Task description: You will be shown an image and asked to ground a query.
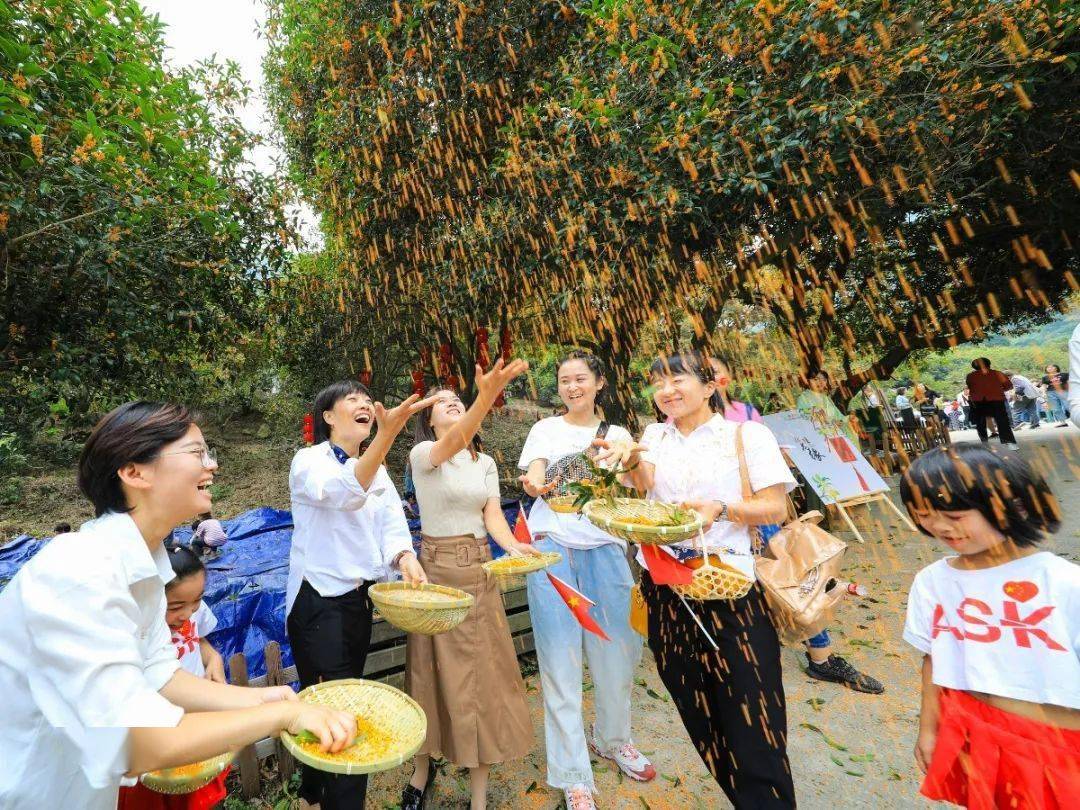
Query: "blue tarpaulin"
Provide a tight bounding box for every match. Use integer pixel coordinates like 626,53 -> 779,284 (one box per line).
0,498 -> 526,681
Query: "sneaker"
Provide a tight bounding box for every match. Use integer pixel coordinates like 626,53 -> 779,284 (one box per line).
1006,442 -> 1021,450
563,784 -> 596,810
588,727 -> 657,782
806,654 -> 885,694
1057,421 -> 1070,428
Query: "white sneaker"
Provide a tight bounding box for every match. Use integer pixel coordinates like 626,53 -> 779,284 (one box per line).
563,783 -> 596,810
588,726 -> 657,782
1006,442 -> 1021,450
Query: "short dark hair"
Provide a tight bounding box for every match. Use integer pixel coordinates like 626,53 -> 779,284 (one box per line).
556,349 -> 607,411
166,544 -> 205,585
77,401 -> 196,517
412,387 -> 481,460
1046,363 -> 1060,373
971,357 -> 992,370
900,443 -> 1061,547
313,380 -> 372,444
649,351 -> 724,413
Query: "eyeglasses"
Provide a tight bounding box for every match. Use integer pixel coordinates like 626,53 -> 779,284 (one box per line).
162,446 -> 218,468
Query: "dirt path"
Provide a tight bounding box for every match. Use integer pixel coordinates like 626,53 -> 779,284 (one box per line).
360,425 -> 1080,809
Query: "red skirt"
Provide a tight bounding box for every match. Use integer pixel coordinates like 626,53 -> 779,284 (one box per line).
922,689 -> 1080,809
118,766 -> 230,810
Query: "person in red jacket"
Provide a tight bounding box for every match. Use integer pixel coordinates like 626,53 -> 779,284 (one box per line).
964,358 -> 1017,449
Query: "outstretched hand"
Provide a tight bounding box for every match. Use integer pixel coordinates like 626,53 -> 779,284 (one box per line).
592,438 -> 646,469
374,392 -> 441,435
518,473 -> 560,498
475,357 -> 529,401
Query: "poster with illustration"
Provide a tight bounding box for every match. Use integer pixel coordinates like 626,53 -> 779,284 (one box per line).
762,410 -> 888,503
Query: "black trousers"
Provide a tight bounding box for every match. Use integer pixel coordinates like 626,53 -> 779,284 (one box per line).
641,573 -> 796,808
287,579 -> 375,810
970,400 -> 1016,445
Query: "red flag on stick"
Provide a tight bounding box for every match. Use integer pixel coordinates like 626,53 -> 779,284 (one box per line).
545,572 -> 611,641
641,544 -> 694,585
513,507 -> 532,545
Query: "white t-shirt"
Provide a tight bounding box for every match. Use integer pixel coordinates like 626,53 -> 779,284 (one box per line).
172,602 -> 219,678
639,415 -> 795,580
517,416 -> 633,549
904,552 -> 1080,710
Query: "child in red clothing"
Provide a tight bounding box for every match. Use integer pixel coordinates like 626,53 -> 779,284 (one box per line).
901,444 -> 1080,809
119,548 -> 229,810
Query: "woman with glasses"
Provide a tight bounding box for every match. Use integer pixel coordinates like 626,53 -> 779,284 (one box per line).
287,380 -> 436,810
0,401 -> 357,810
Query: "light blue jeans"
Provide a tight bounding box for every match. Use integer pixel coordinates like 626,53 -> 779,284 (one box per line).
527,536 -> 642,790
1047,390 -> 1069,422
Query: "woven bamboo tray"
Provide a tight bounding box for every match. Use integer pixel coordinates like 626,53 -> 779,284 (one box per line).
140,752 -> 234,795
672,556 -> 754,601
482,551 -> 561,591
280,679 -> 426,776
582,499 -> 704,545
369,582 -> 474,635
546,495 -> 581,514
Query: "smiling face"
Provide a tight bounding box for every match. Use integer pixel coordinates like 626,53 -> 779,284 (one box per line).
808,372 -> 829,393
911,507 -> 1007,556
126,424 -> 217,522
428,390 -> 465,433
165,570 -> 207,631
557,358 -> 603,415
323,389 -> 374,447
651,368 -> 715,421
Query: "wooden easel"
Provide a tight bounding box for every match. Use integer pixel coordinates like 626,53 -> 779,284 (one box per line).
828,490 -> 916,543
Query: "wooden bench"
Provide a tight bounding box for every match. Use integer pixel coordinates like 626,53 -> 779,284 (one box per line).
227,585 -> 534,798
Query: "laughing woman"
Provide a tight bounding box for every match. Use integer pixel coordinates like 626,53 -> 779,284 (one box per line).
402,359 -> 536,810
518,350 -> 656,810
599,351 -> 797,809
0,402 -> 355,810
287,381 -> 436,810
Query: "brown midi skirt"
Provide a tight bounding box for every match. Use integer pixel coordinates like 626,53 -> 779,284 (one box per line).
404,534 -> 534,768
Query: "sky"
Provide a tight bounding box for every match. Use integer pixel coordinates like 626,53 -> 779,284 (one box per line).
139,0 -> 320,239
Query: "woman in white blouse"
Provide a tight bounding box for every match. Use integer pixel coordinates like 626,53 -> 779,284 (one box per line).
286,380 -> 435,810
402,359 -> 537,810
0,401 -> 355,810
599,351 -> 797,808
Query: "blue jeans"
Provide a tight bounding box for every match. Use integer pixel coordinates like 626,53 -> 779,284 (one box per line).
759,524 -> 831,648
1015,397 -> 1040,427
1047,390 -> 1069,422
527,536 -> 642,790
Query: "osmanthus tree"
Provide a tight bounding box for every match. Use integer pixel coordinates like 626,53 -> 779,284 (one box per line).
265,0 -> 1078,424
0,0 -> 296,438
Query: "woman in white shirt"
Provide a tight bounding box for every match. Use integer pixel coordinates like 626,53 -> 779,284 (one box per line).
518,351 -> 656,810
402,359 -> 536,810
0,401 -> 355,810
600,351 -> 797,808
287,380 -> 435,810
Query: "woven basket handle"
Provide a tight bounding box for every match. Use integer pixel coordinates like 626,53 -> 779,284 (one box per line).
734,422 -> 764,556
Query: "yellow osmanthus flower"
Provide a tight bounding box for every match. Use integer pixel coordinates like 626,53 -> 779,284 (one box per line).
29,134 -> 44,161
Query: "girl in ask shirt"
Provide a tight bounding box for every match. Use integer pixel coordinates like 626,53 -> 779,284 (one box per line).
901,443 -> 1080,809
518,350 -> 656,810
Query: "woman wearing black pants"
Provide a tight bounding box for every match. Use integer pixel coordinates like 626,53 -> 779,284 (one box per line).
598,351 -> 797,808
286,380 -> 435,809
965,358 -> 1017,449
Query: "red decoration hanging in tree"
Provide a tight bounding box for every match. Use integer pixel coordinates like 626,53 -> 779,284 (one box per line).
302,413 -> 315,445
438,343 -> 454,388
411,368 -> 426,396
475,326 -> 490,367
499,327 -> 512,361
358,369 -> 372,386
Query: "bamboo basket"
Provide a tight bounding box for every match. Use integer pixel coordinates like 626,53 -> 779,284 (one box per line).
482,551 -> 561,591
140,752 -> 234,795
545,494 -> 581,514
280,679 -> 426,776
672,555 -> 754,601
369,582 -> 474,635
582,498 -> 704,545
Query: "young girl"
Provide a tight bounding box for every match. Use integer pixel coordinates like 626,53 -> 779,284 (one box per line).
901,443 -> 1079,808
402,359 -> 536,810
287,381 -> 435,810
118,547 -> 230,810
518,350 -> 656,810
0,401 -> 355,810
599,351 -> 797,808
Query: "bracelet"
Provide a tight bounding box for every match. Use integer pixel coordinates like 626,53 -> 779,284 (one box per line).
392,550 -> 415,568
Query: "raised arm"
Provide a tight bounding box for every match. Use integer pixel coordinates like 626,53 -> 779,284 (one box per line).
427,359 -> 528,468
353,392 -> 441,489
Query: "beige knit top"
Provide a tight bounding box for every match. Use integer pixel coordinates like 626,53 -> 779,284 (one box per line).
409,441 -> 500,539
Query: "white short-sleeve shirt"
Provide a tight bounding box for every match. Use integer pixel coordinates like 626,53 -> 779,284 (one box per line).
904,552 -> 1080,709
639,414 -> 795,579
517,416 -> 634,550
0,512 -> 184,810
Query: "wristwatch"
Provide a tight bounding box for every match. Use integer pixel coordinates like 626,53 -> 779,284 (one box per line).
715,503 -> 730,523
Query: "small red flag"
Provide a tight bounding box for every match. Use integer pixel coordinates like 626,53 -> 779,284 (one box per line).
545,572 -> 610,641
641,544 -> 694,586
513,507 -> 532,545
